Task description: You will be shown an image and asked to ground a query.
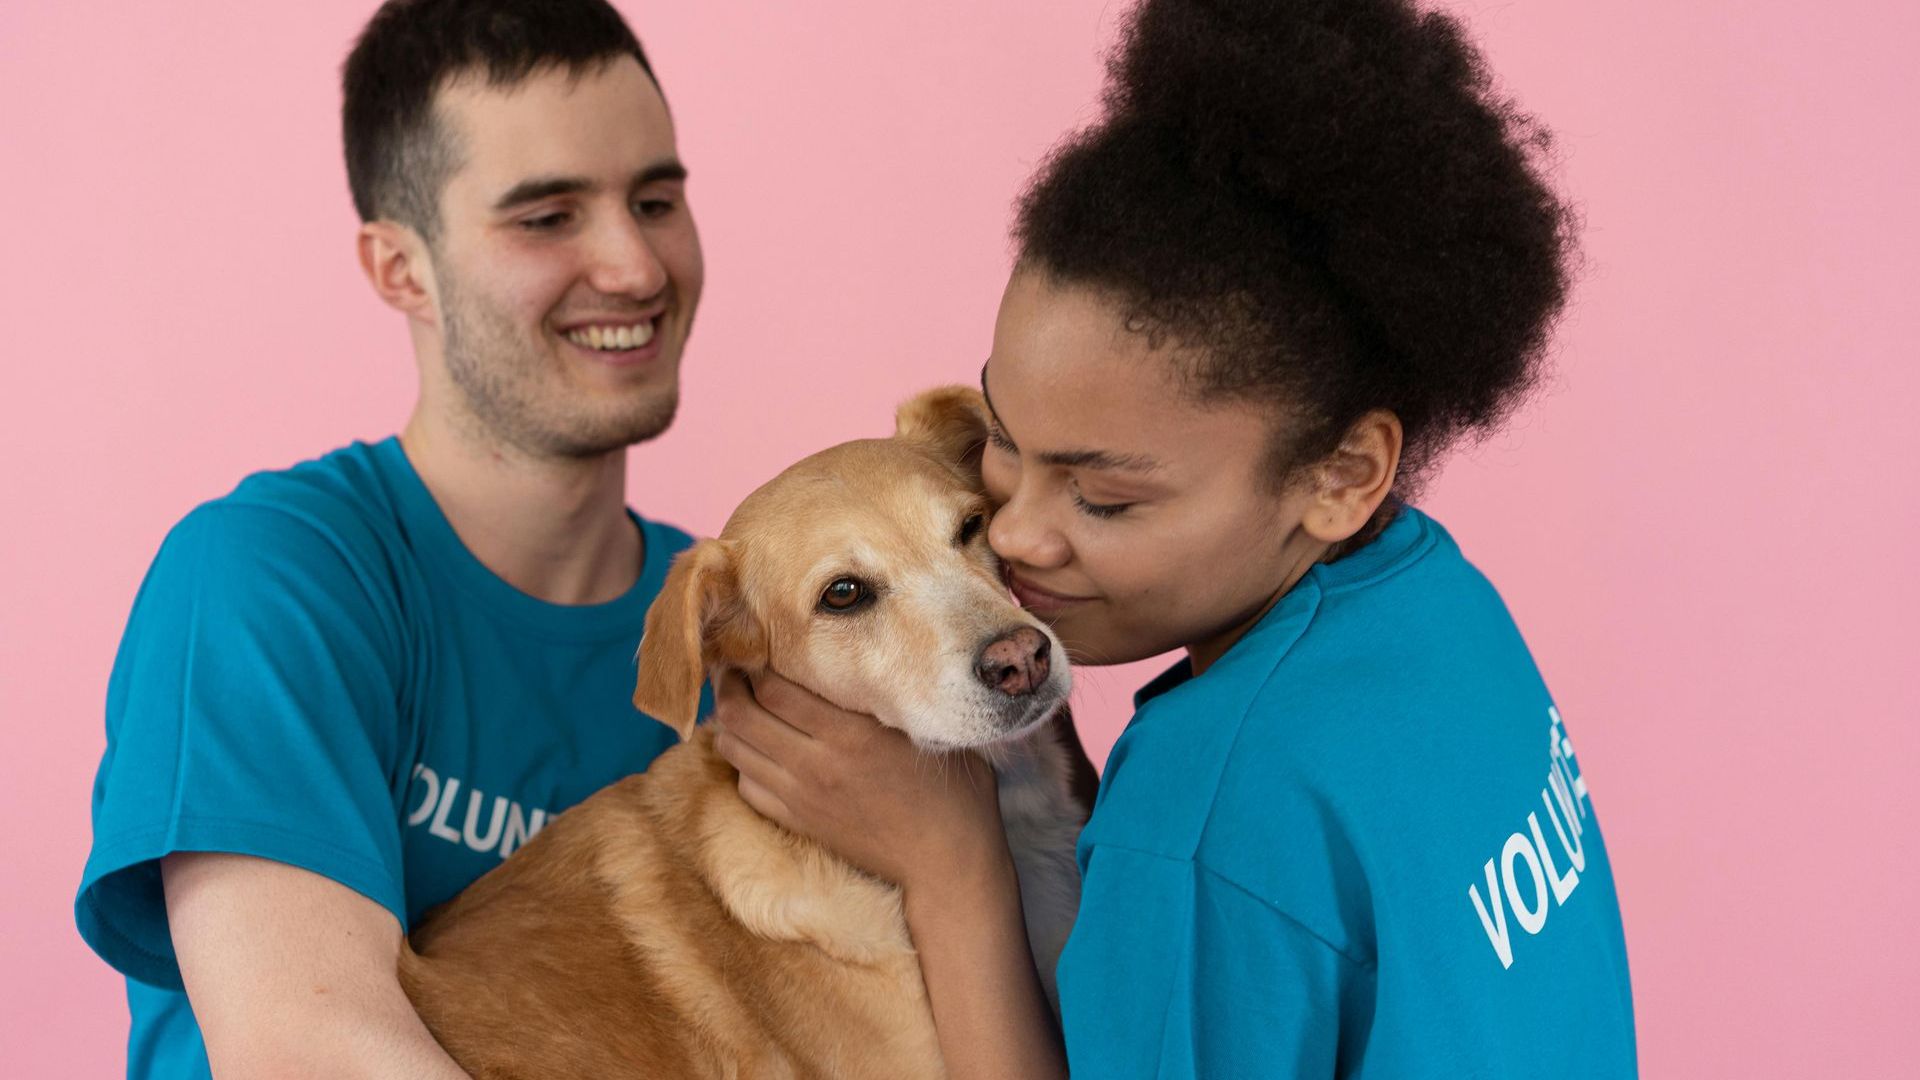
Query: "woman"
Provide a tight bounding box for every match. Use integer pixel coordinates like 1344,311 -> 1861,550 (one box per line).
711,0 -> 1636,1075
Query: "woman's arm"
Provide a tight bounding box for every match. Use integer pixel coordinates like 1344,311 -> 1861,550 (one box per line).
901,835 -> 1067,1080
712,672 -> 1068,1080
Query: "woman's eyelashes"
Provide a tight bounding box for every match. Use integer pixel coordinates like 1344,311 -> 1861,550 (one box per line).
1071,485 -> 1132,519
990,421 -> 1134,519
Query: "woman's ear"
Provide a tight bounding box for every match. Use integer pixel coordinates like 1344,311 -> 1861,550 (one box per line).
895,386 -> 991,485
1302,409 -> 1405,544
634,540 -> 755,740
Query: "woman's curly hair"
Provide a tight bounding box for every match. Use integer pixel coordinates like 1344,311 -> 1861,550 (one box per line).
1015,0 -> 1574,520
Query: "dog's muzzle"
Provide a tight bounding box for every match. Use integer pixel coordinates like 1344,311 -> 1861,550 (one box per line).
974,627 -> 1052,697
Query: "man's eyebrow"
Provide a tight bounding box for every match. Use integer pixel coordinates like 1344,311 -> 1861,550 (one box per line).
636,160 -> 689,186
492,176 -> 591,212
979,362 -> 1162,473
491,160 -> 689,213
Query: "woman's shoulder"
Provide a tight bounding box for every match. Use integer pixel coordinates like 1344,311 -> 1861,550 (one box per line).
1276,507 -> 1550,735
1081,507 -> 1567,937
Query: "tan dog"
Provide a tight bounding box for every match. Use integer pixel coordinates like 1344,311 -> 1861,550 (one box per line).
399,387 -> 1086,1079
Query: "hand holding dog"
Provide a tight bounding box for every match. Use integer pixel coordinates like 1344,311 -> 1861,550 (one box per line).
712,669 -> 1071,1080
711,669 -> 1015,901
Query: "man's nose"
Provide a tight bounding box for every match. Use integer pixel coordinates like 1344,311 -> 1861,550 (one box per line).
588,219 -> 669,299
974,627 -> 1052,696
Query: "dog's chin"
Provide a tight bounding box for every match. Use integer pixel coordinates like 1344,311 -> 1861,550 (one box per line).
900,688 -> 1067,753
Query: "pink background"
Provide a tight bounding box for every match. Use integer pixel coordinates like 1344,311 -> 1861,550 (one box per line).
3,0 -> 1914,1074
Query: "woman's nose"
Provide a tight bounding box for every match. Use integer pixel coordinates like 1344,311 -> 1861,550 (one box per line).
988,493 -> 1070,570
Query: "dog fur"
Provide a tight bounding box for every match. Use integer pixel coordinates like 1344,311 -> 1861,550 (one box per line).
398,387 -> 1086,1079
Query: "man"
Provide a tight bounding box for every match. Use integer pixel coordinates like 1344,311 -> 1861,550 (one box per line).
74,1 -> 702,1075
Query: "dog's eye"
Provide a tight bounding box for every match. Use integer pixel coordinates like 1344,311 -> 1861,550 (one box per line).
956,512 -> 986,546
819,577 -> 872,612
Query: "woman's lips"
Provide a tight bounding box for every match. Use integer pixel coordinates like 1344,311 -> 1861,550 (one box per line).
1005,567 -> 1094,614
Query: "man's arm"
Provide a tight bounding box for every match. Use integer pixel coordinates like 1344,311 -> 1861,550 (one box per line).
163,853 -> 469,1080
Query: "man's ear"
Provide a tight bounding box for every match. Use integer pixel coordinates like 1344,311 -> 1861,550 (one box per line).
356,220 -> 438,325
895,386 -> 991,485
634,540 -> 754,740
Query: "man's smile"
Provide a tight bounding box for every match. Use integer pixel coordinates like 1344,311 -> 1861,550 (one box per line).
562,318 -> 656,351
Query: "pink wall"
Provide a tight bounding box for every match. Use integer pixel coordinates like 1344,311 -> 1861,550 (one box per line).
2,0 -> 1913,1073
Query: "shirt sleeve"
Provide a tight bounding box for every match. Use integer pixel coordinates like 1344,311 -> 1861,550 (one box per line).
75,503 -> 410,990
1057,845 -> 1374,1079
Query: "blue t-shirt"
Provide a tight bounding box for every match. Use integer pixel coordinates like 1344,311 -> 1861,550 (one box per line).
75,438 -> 698,1079
1056,506 -> 1636,1078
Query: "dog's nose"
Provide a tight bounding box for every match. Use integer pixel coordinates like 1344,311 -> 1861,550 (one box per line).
975,627 -> 1051,696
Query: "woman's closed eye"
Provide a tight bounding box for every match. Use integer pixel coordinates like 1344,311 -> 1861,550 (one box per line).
1071,483 -> 1133,519
992,421 -> 1136,518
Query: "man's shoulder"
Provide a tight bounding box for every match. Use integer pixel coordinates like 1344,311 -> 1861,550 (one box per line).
639,516 -> 698,562
214,438 -> 402,534
155,439 -> 411,591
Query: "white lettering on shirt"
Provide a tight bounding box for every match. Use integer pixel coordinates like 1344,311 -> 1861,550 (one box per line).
1467,706 -> 1593,970
406,764 -> 553,860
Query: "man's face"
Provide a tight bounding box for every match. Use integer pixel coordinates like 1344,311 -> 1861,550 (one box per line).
424,56 -> 703,458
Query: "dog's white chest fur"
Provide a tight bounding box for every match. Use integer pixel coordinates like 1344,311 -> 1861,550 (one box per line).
993,723 -> 1089,1013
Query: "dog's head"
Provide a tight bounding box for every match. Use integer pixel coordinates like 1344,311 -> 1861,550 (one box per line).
633,386 -> 1070,750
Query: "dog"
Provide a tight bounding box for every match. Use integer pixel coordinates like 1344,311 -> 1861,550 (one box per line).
398,386 -> 1087,1079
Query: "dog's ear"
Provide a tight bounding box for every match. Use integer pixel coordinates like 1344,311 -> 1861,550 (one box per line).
895,386 -> 991,485
634,539 -> 755,740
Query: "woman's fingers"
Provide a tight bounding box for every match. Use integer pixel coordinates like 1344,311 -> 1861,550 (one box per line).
752,670 -> 875,745
735,774 -> 795,830
715,687 -> 816,827
711,668 -> 1012,891
714,720 -> 789,791
712,670 -> 816,760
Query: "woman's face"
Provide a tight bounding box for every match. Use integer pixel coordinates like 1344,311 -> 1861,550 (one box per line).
981,269 -> 1330,669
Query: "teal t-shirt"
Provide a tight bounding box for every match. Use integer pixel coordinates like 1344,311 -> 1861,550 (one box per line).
75,438 -> 698,1079
1056,506 -> 1636,1078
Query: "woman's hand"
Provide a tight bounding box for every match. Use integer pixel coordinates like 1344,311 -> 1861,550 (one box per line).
709,670 -> 1013,898
712,670 -> 1070,1080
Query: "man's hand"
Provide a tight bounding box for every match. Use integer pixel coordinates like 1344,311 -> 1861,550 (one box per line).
709,670 -> 1011,899
163,852 -> 470,1080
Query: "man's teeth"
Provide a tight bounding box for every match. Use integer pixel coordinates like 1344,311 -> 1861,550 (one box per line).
566,322 -> 656,350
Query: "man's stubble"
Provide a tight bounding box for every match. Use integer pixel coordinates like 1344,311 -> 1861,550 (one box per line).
436,259 -> 679,460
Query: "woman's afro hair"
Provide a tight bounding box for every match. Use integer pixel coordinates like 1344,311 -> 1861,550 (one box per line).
1015,0 -> 1575,504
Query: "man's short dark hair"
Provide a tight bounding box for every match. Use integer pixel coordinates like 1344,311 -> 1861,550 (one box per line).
342,0 -> 657,241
